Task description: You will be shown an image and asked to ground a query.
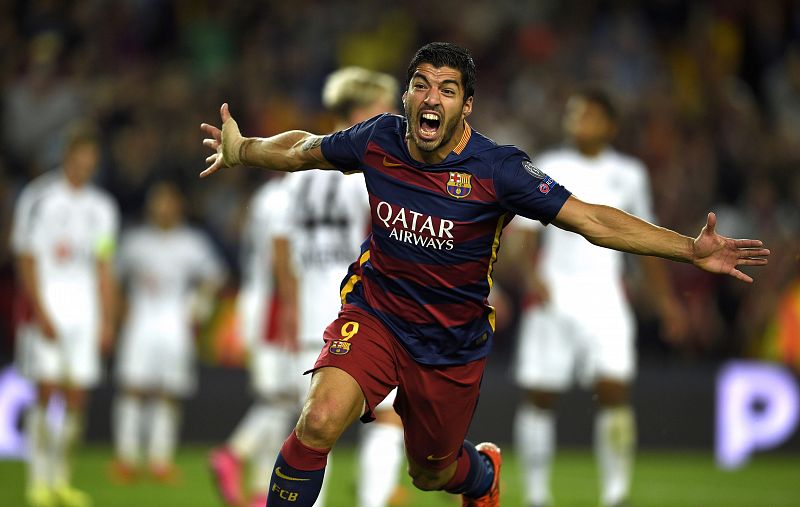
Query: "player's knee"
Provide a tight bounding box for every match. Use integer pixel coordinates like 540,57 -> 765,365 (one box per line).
595,379 -> 629,406
527,389 -> 558,410
296,401 -> 345,448
407,465 -> 448,491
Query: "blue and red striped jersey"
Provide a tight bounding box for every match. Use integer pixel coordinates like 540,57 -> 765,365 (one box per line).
322,113 -> 570,365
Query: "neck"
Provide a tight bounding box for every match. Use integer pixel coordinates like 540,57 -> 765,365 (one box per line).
575,142 -> 606,158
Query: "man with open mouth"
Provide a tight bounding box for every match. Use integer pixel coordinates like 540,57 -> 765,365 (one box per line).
200,42 -> 770,507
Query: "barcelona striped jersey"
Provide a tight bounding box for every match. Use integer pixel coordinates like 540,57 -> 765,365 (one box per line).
321,113 -> 571,365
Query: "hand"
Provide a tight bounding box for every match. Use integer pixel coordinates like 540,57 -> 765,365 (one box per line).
691,212 -> 770,283
36,310 -> 57,341
658,298 -> 689,345
99,321 -> 114,356
200,103 -> 245,177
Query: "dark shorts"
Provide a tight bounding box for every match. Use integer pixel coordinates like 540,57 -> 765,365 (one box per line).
310,305 -> 486,470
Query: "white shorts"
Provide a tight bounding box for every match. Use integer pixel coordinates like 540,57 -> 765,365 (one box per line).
515,299 -> 635,391
15,318 -> 101,388
250,344 -> 301,400
116,320 -> 195,396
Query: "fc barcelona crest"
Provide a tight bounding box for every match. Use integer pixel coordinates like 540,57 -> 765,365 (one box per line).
329,339 -> 351,355
446,171 -> 472,199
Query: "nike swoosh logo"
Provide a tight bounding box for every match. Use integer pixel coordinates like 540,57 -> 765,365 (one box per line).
426,451 -> 454,461
274,467 -> 310,481
383,156 -> 403,167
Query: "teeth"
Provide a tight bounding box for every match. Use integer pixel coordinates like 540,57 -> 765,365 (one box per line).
422,113 -> 439,121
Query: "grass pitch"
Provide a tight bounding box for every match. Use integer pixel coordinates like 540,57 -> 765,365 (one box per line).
0,446 -> 797,506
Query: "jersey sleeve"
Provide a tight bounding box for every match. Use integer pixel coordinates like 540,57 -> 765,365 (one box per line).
94,196 -> 120,261
321,114 -> 386,172
192,232 -> 227,284
10,185 -> 38,255
494,150 -> 571,224
627,163 -> 656,224
268,177 -> 295,238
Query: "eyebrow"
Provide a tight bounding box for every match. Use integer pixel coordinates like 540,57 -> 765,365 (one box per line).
412,71 -> 461,89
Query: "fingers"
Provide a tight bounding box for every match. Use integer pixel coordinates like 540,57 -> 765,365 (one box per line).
733,239 -> 764,248
221,102 -> 231,123
729,268 -> 754,283
705,212 -> 716,234
737,258 -> 769,266
200,123 -> 221,139
200,157 -> 222,178
737,247 -> 770,258
203,138 -> 219,150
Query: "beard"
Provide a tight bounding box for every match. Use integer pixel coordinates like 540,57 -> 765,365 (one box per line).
404,101 -> 460,153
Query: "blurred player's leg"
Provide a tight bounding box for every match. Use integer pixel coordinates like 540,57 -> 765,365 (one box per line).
515,393 -> 556,507
147,395 -> 181,482
241,402 -> 295,501
52,388 -> 91,507
514,307 -> 573,507
112,391 -> 142,481
26,387 -> 55,507
358,400 -> 404,507
594,380 -> 635,507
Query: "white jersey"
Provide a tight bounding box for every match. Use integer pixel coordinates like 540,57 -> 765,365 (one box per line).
238,178 -> 291,348
514,147 -> 655,307
117,224 -> 225,331
11,170 -> 119,320
279,170 -> 370,345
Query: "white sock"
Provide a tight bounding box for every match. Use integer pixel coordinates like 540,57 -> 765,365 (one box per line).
229,402 -> 277,460
26,404 -> 50,489
515,403 -> 555,506
114,394 -> 142,466
357,422 -> 404,507
595,406 -> 636,506
52,410 -> 82,488
148,398 -> 180,469
248,404 -> 294,494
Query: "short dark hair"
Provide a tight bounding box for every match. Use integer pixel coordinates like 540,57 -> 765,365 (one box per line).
63,120 -> 100,153
406,42 -> 476,100
574,86 -> 618,123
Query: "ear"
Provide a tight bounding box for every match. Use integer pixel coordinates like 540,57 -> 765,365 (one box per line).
462,96 -> 473,118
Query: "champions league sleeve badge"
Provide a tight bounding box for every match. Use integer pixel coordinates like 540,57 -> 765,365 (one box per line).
446,171 -> 472,199
522,160 -> 545,179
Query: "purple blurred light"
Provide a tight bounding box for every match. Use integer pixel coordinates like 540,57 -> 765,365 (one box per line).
0,366 -> 35,459
716,361 -> 799,469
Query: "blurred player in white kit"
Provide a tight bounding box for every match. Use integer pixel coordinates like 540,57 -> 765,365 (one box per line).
111,181 -> 226,483
209,170 -> 297,507
512,88 -> 686,507
210,67 -> 405,507
12,122 -> 119,507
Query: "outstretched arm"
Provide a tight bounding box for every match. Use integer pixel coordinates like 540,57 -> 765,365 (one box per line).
553,196 -> 770,283
200,103 -> 335,177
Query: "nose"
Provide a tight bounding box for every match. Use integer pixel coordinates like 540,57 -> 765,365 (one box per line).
424,89 -> 440,105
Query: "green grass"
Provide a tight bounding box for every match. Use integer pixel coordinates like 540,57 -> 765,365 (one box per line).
1,446 -> 798,506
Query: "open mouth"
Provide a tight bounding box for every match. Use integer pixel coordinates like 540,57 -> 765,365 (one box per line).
418,111 -> 441,140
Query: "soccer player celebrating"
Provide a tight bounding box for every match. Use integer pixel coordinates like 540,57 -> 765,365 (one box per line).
200,43 -> 770,506
12,122 -> 119,507
112,181 -> 226,483
511,88 -> 686,507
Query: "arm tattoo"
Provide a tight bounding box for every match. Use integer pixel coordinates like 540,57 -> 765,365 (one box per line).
301,135 -> 324,151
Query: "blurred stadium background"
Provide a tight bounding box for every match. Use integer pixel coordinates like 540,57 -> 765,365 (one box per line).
0,0 -> 799,506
